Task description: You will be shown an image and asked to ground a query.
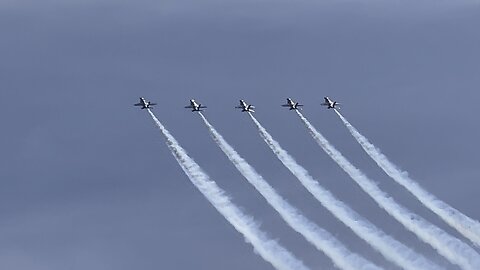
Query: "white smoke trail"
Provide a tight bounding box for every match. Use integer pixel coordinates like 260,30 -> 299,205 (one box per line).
147,110 -> 310,270
198,112 -> 381,270
296,110 -> 480,270
248,113 -> 442,270
335,109 -> 480,247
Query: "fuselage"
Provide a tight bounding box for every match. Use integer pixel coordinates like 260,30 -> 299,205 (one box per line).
323,97 -> 337,109
283,98 -> 302,110
190,100 -> 200,111
140,98 -> 149,109
237,100 -> 254,112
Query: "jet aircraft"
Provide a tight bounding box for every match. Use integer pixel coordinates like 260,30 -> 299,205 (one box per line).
281,98 -> 303,110
184,99 -> 207,112
235,99 -> 255,112
321,97 -> 340,109
134,97 -> 156,109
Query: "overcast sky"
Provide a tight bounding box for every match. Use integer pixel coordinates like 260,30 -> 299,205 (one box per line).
1,1 -> 480,269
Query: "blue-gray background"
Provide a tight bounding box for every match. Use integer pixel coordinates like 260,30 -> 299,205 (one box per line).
1,1 -> 479,269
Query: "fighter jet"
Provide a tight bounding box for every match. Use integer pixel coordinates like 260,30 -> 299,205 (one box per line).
321,97 -> 340,109
134,97 -> 157,109
281,98 -> 303,110
235,99 -> 255,112
184,99 -> 207,112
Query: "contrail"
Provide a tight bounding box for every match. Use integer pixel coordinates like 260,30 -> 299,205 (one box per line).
248,113 -> 442,270
295,110 -> 480,270
147,110 -> 310,270
334,109 -> 480,247
198,112 -> 381,270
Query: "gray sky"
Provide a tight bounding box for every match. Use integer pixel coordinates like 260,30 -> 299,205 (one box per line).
1,1 -> 479,269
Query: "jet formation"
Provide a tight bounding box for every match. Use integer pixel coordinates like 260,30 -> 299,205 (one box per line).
134,97 -> 339,112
